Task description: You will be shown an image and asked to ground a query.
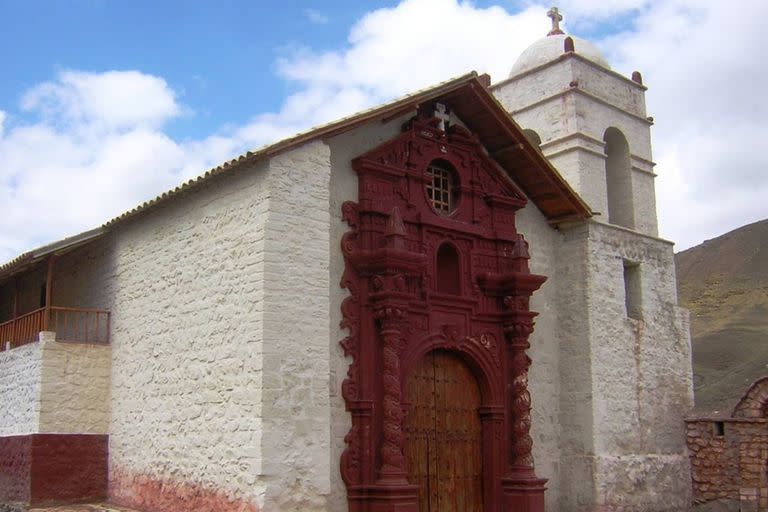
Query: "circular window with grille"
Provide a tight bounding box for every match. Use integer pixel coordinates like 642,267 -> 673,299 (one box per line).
425,160 -> 459,216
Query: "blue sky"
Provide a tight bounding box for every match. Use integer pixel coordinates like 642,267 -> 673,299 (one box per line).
1,1 -> 615,138
2,2 -> 378,138
0,0 -> 766,261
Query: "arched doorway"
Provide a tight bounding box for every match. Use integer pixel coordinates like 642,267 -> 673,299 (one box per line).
405,350 -> 484,512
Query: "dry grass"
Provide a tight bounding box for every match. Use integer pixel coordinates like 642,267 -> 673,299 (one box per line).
676,218 -> 768,414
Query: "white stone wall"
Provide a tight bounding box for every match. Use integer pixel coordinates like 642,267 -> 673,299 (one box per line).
551,219 -> 693,511
38,333 -> 110,434
515,203 -> 564,510
585,221 -> 693,511
106,158 -> 271,507
259,140 -> 333,510
553,221 -> 597,510
0,341 -> 42,435
0,333 -> 110,436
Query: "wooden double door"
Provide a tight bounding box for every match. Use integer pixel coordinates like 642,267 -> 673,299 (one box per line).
405,350 -> 484,512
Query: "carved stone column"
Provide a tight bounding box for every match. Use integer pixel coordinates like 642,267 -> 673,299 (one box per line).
373,301 -> 409,483
478,234 -> 547,511
343,207 -> 424,511
499,236 -> 547,511
501,302 -> 547,511
504,299 -> 537,471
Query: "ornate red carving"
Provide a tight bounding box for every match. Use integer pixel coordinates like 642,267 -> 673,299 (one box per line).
340,110 -> 547,511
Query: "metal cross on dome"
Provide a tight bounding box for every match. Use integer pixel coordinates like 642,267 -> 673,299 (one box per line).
547,6 -> 565,36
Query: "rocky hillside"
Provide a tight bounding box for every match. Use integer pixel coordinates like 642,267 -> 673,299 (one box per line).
675,218 -> 768,415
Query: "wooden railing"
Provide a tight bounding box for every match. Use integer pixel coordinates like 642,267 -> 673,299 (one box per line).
0,306 -> 110,351
0,307 -> 46,350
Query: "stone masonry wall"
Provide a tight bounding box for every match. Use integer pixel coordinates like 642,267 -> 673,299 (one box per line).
553,221 -> 596,510
106,158 -> 271,511
38,332 -> 110,434
687,419 -> 768,510
259,140 -> 332,511
587,221 -> 693,511
0,333 -> 109,437
0,342 -> 42,435
516,200 -> 565,511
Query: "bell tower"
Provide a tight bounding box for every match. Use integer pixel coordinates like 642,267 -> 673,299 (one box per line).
492,8 -> 658,236
489,8 -> 694,511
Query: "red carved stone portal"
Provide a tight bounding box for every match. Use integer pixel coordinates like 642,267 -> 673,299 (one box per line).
339,111 -> 547,511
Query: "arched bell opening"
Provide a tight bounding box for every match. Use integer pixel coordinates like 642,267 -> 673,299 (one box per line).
604,127 -> 635,229
404,349 -> 485,512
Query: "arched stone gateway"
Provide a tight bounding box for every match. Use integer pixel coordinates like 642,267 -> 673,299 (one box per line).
733,376 -> 768,418
339,110 -> 547,512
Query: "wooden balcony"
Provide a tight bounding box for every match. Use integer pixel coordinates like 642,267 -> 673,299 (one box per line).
0,306 -> 110,351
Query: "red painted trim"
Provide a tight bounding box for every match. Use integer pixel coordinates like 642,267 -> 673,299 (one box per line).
0,434 -> 107,506
339,114 -> 547,511
109,468 -> 260,512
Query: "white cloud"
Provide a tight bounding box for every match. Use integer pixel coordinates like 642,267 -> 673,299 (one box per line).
0,71 -> 265,262
21,70 -> 182,131
305,8 -> 330,25
546,0 -> 648,23
0,0 -> 765,263
594,0 -> 768,249
280,1 -> 547,99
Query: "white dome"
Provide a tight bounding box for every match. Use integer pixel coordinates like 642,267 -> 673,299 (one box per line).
509,33 -> 610,77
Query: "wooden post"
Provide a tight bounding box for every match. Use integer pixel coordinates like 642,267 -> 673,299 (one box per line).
43,256 -> 55,331
11,277 -> 19,343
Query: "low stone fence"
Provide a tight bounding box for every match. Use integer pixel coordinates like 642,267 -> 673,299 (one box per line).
687,418 -> 768,510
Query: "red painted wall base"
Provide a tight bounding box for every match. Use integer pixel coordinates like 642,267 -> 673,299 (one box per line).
0,433 -> 107,507
109,468 -> 260,512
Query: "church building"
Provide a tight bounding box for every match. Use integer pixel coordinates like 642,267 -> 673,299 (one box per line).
0,9 -> 694,512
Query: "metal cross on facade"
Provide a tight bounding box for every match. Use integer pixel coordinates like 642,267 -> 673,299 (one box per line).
547,6 -> 564,36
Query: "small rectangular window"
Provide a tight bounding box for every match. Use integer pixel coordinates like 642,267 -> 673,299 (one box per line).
713,421 -> 725,437
623,261 -> 642,320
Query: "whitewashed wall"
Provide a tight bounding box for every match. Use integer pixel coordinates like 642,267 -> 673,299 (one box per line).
259,141 -> 332,510
0,342 -> 42,435
38,333 -> 110,434
0,333 -> 110,436
516,204 -> 565,509
585,221 -> 693,511
106,158 -> 271,508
